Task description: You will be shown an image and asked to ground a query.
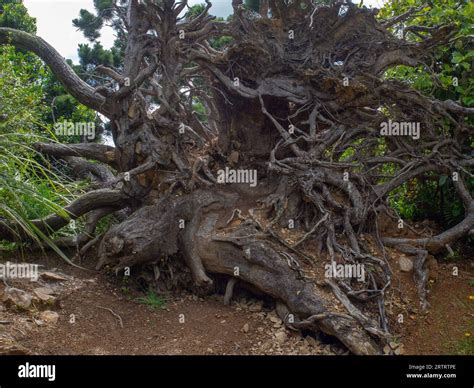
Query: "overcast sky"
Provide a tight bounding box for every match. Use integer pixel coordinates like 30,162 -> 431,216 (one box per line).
24,0 -> 386,63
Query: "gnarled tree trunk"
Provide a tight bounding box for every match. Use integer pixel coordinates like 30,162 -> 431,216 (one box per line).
1,1 -> 472,354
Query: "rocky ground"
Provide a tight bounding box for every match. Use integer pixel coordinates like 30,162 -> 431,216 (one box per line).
0,261 -> 342,355
0,248 -> 472,355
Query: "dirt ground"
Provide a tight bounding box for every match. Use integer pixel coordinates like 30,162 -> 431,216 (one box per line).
400,261 -> 473,355
0,254 -> 342,355
0,249 -> 472,355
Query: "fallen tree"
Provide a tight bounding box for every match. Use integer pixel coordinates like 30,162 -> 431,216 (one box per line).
0,0 -> 472,354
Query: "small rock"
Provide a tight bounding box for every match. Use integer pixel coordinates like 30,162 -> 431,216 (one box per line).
399,256 -> 413,272
33,288 -> 56,303
383,345 -> 391,355
40,271 -> 68,282
274,331 -> 287,345
394,344 -> 405,355
299,345 -> 309,354
39,310 -> 59,324
1,287 -> 32,309
249,301 -> 263,312
0,338 -> 32,355
34,286 -> 54,295
242,323 -> 250,333
269,315 -> 281,324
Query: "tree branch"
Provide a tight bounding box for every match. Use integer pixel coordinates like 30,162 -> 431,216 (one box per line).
0,28 -> 110,115
0,189 -> 127,241
34,142 -> 117,167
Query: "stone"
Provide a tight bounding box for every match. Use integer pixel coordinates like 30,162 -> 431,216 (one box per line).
39,310 -> 59,324
269,315 -> 281,324
394,344 -> 405,355
249,301 -> 263,312
242,323 -> 249,333
1,287 -> 32,309
34,286 -> 54,295
33,288 -> 56,304
399,256 -> 413,272
299,344 -> 309,354
274,331 -> 286,345
0,338 -> 32,355
40,271 -> 68,282
34,318 -> 45,326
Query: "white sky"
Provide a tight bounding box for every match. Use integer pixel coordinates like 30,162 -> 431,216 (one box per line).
24,0 -> 386,63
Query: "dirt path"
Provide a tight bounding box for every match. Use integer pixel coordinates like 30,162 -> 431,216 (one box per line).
0,255 -> 338,355
0,253 -> 472,355
401,262 -> 473,355
21,273 -> 326,355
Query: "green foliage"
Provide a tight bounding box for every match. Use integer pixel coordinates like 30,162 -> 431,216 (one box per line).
136,289 -> 166,310
452,335 -> 474,355
73,9 -> 103,42
0,46 -> 80,263
0,46 -> 46,130
192,99 -> 207,122
78,42 -> 122,70
185,3 -> 206,19
380,0 -> 474,107
93,0 -> 115,20
381,0 -> 474,235
72,0 -> 125,71
0,1 -> 104,260
389,174 -> 474,228
210,35 -> 233,50
41,61 -> 103,141
0,0 -> 36,33
448,319 -> 474,355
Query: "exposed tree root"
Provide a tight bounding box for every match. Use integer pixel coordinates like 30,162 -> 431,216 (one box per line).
1,1 -> 472,354
96,189 -> 388,354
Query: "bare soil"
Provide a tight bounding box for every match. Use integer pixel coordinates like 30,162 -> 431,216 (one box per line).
0,248 -> 472,355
